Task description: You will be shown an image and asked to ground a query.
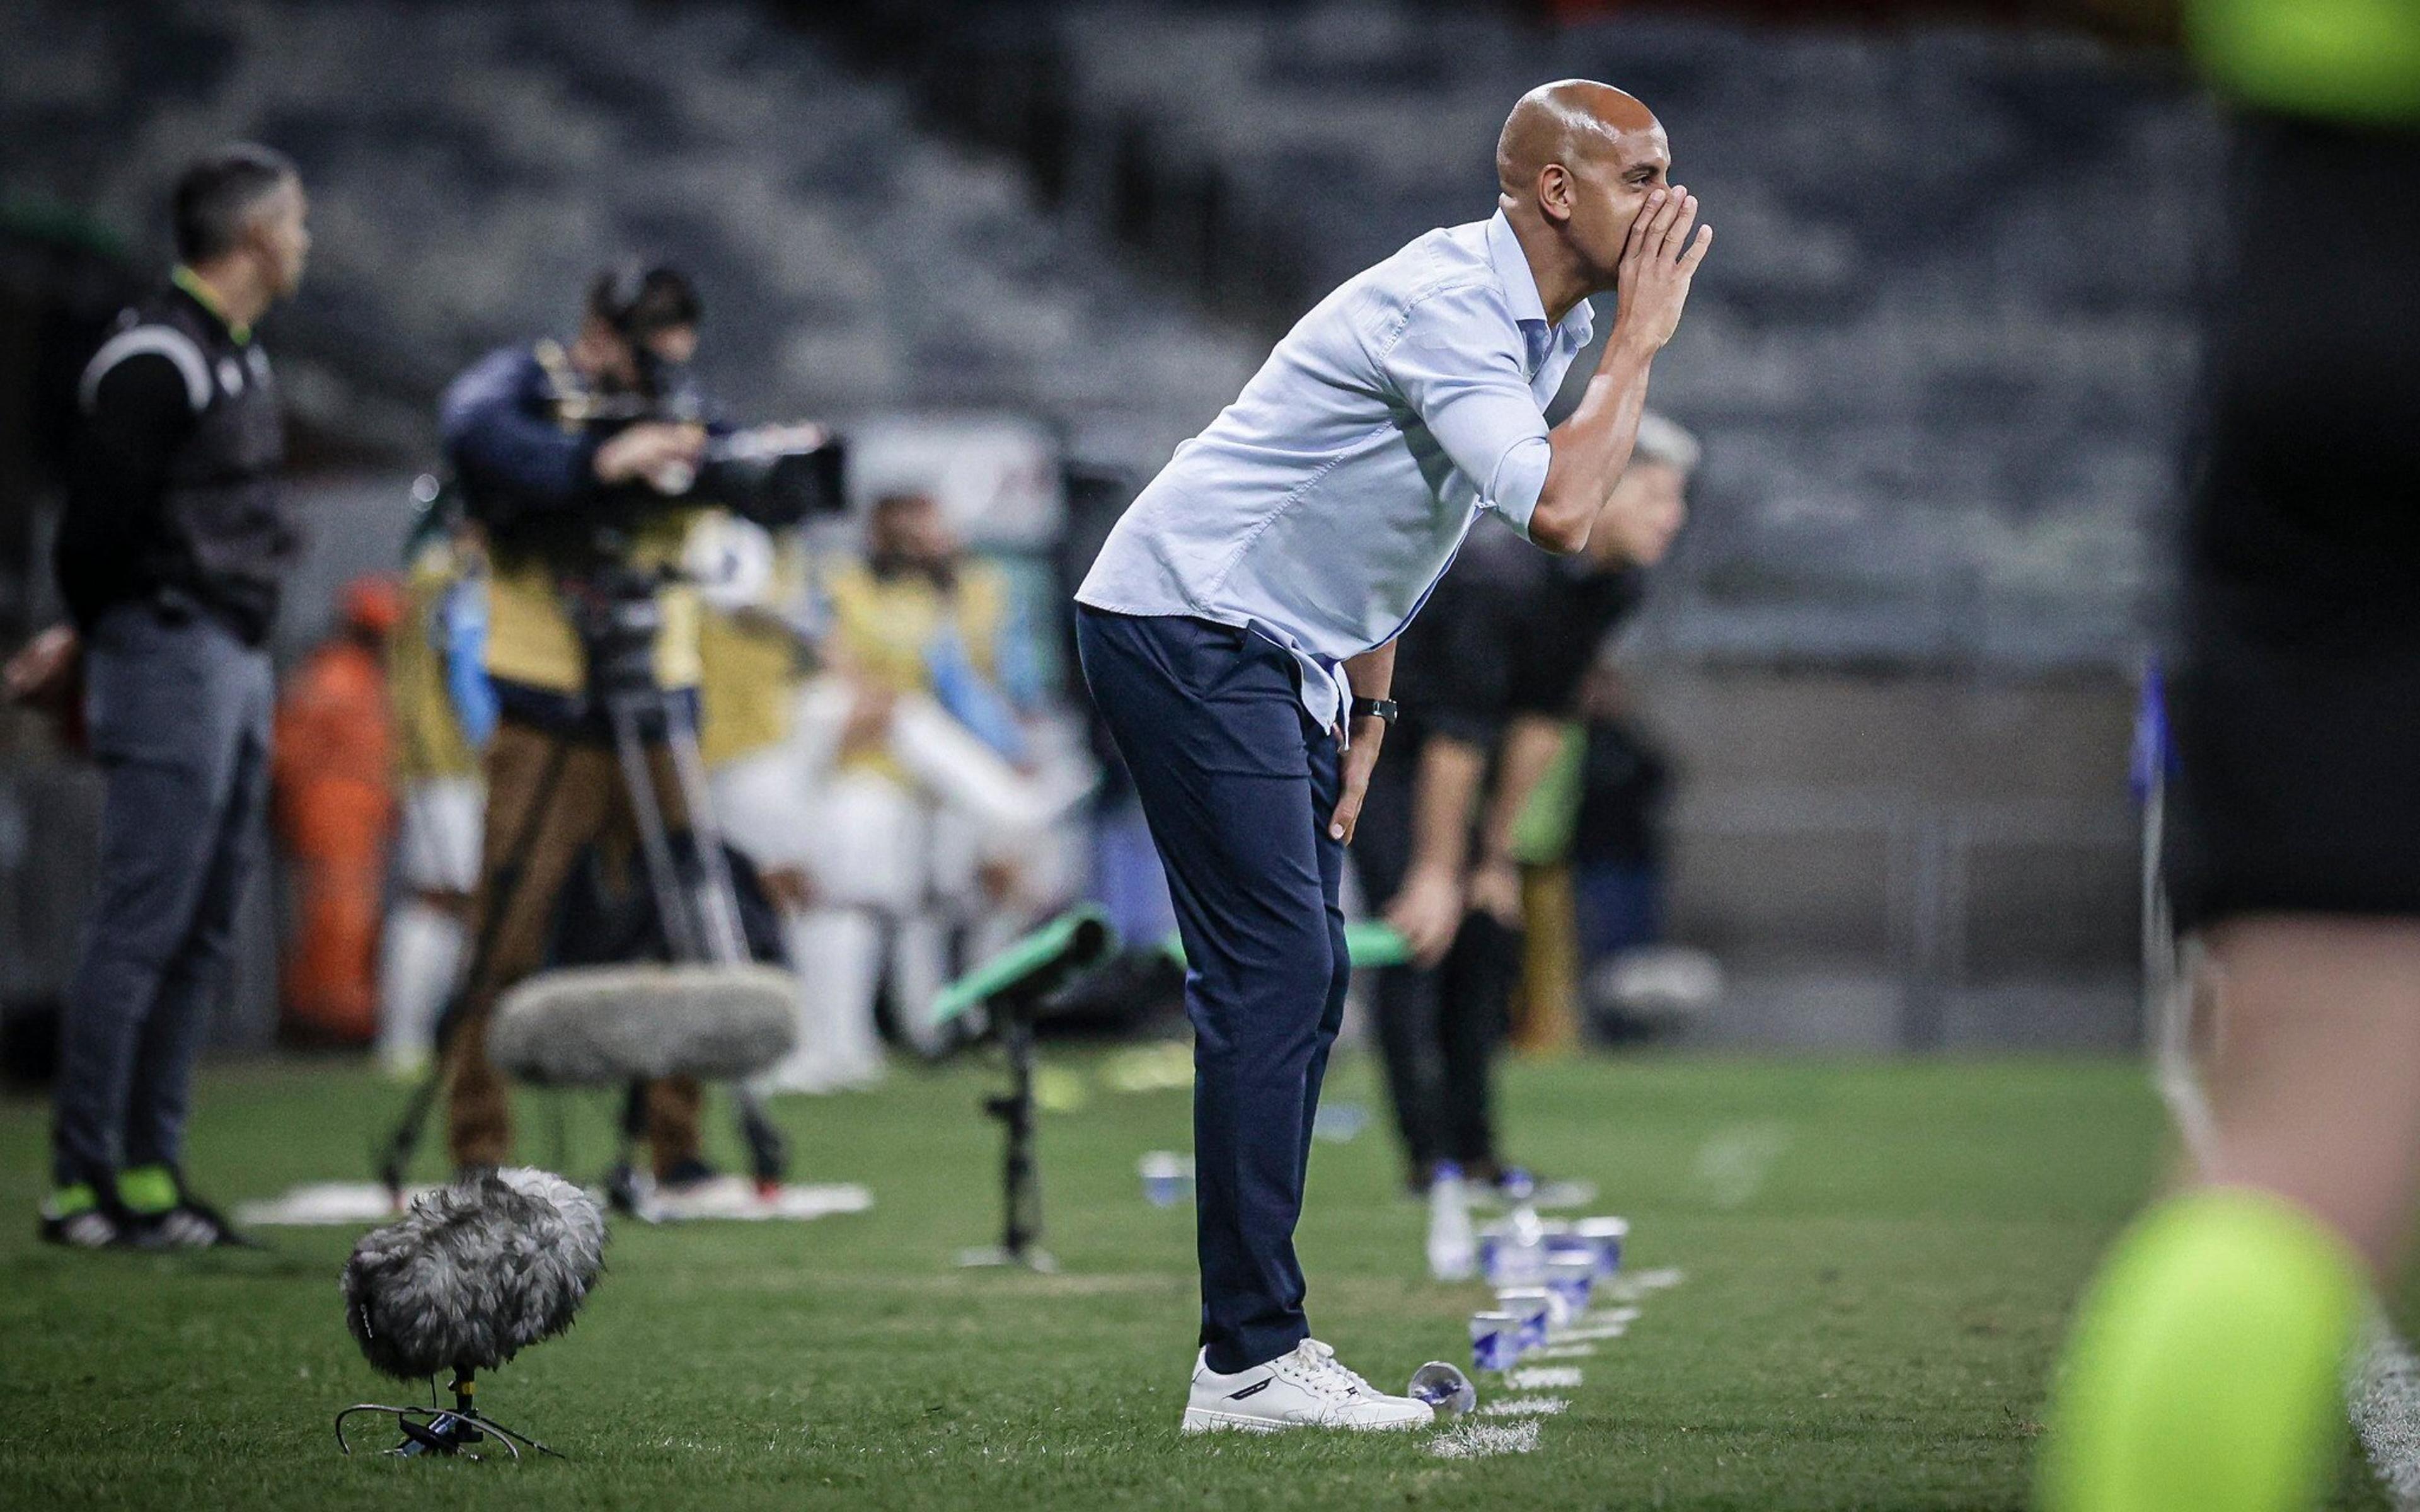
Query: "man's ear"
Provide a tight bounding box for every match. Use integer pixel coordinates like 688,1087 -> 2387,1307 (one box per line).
1536,164 -> 1574,224
236,208 -> 273,269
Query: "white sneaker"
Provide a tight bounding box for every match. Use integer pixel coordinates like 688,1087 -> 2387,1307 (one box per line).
1180,1339 -> 1434,1433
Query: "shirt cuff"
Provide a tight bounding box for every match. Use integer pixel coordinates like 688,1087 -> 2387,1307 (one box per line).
1488,435 -> 1553,537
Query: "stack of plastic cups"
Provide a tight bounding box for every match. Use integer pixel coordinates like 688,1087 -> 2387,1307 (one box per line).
1470,1310 -> 1523,1377
1541,1223 -> 1595,1277
1497,1286 -> 1551,1356
1479,1222 -> 1547,1288
1574,1216 -> 1628,1279
1543,1251 -> 1595,1327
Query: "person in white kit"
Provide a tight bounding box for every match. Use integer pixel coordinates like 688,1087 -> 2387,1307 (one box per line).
692,501 -> 1094,1089
1073,79 -> 1711,1431
378,515 -> 490,1079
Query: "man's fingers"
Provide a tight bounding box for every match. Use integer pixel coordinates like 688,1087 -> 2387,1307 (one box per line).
1677,222 -> 1713,274
1621,188 -> 1668,265
1644,186 -> 1684,253
1658,192 -> 1698,261
1328,795 -> 1360,843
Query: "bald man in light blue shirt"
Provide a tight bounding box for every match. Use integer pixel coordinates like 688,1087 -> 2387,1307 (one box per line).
1075,79 -> 1712,1431
1080,209 -> 1595,732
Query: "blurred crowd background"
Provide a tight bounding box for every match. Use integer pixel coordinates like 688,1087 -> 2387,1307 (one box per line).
0,0 -> 2204,1082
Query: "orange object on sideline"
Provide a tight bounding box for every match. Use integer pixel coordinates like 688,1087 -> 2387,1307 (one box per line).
271,579 -> 400,1044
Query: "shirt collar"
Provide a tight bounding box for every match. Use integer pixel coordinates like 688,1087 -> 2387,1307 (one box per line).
1485,209 -> 1593,351
171,264 -> 250,345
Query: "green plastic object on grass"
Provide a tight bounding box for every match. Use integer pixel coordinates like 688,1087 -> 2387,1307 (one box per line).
1156,919 -> 1412,971
931,907 -> 1117,1026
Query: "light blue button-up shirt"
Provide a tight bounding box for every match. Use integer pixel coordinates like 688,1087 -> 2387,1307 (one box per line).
1077,210 -> 1594,731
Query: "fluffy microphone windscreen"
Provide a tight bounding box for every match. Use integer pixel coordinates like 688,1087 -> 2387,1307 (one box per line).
487,963 -> 798,1086
343,1167 -> 607,1382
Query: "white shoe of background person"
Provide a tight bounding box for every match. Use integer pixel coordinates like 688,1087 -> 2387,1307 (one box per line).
1180,1339 -> 1435,1433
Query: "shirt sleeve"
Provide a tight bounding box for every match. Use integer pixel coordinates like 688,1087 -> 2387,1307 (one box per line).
56,350 -> 200,626
1376,283 -> 1554,534
439,348 -> 601,515
76,350 -> 195,500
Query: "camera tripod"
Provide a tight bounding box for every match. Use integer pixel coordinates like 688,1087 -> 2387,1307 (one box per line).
377,564 -> 787,1204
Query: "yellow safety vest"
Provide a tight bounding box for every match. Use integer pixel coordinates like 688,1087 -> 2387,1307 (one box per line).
821,557 -> 1009,780
696,534 -> 809,768
822,558 -> 1008,694
479,341 -> 707,696
391,537 -> 481,782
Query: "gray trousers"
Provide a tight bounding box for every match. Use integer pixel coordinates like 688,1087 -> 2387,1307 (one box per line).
51,600 -> 272,1188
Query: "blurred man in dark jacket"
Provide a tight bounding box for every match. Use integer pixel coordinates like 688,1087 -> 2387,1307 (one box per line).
26,143 -> 310,1248
1354,414 -> 1693,1195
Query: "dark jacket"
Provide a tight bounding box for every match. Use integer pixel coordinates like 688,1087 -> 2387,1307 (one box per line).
437,341 -> 722,730
439,343 -> 613,537
55,279 -> 293,643
1394,516 -> 1645,752
439,340 -> 729,547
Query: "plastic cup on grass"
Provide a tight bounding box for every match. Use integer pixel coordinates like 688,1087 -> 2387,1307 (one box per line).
1471,1310 -> 1523,1374
1138,1152 -> 1192,1207
1575,1216 -> 1629,1277
1496,1288 -> 1551,1354
1408,1361 -> 1477,1419
1545,1252 -> 1595,1326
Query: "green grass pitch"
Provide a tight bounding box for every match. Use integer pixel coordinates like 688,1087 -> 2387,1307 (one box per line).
0,1049 -> 2400,1509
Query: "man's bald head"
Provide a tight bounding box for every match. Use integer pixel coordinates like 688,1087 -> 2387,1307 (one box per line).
1495,79 -> 1675,305
1496,81 -> 1661,198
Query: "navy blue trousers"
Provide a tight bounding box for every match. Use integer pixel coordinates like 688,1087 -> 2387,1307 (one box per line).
1075,607 -> 1351,1373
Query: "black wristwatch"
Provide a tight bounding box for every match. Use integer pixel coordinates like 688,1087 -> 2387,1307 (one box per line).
1349,696 -> 1399,726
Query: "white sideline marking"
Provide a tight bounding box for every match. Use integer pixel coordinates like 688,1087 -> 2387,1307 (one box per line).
1427,1420 -> 1541,1459
1479,1395 -> 1569,1418
2351,1312 -> 2420,1509
1437,1257 -> 1681,1467
1604,1269 -> 1684,1303
640,1177 -> 873,1223
236,1181 -> 431,1225
1694,1121 -> 1795,1208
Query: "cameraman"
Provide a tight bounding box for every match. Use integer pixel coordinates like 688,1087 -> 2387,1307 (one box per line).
434,265 -> 727,1188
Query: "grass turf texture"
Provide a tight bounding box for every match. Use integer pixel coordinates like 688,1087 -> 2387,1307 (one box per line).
0,1051 -> 2399,1509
